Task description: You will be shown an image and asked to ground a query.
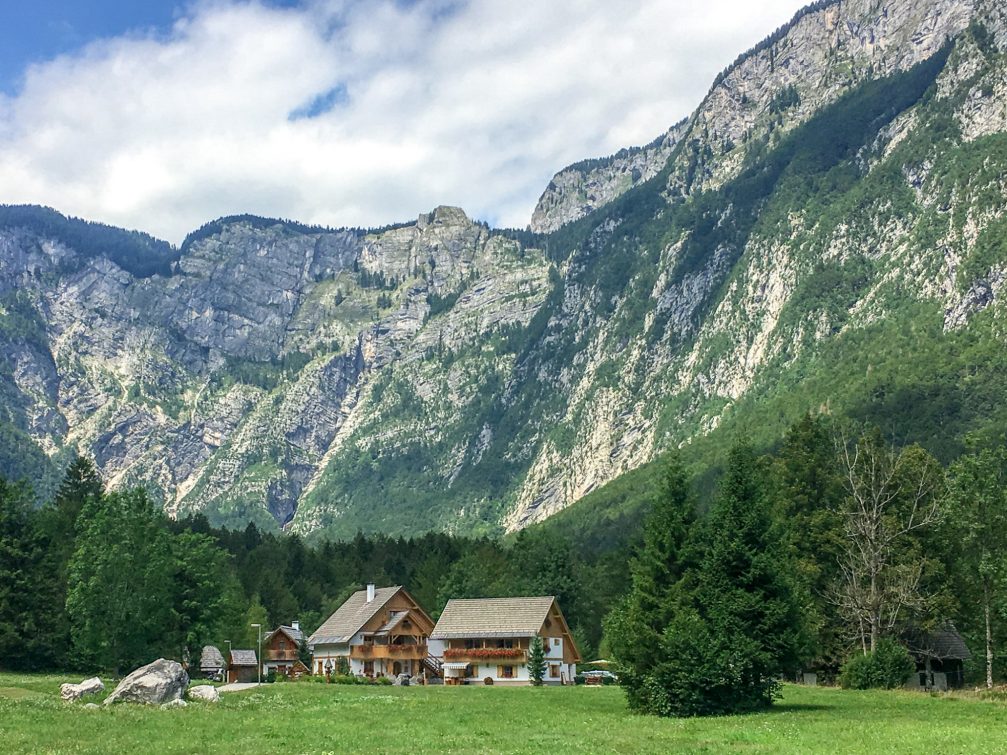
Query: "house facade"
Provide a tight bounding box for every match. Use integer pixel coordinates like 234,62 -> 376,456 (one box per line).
309,584 -> 437,679
263,623 -> 309,678
429,596 -> 580,685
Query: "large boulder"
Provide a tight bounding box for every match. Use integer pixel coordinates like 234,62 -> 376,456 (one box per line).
393,673 -> 411,687
187,685 -> 220,703
104,659 -> 189,706
60,677 -> 105,702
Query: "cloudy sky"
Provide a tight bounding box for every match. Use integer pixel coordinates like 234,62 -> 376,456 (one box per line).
0,0 -> 805,244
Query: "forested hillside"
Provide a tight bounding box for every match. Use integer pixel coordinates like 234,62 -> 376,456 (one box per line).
0,0 -> 1005,545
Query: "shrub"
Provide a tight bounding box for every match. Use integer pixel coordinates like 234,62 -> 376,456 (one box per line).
839,639 -> 915,689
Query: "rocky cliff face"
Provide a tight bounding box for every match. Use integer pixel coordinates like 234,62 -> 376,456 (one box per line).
2,0 -> 1006,538
529,121 -> 687,233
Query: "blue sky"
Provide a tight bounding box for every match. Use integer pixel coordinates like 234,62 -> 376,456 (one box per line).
1,2 -> 179,92
0,0 -> 806,242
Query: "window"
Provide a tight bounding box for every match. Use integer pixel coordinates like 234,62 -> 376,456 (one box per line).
498,665 -> 515,679
363,661 -> 374,676
550,664 -> 560,678
279,640 -> 287,651
496,639 -> 514,649
552,638 -> 561,647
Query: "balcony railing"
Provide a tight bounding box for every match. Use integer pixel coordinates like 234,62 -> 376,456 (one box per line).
443,648 -> 526,661
265,650 -> 301,661
352,644 -> 428,659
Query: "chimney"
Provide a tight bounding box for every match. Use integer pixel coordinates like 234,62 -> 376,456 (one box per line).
292,621 -> 300,632
366,583 -> 376,603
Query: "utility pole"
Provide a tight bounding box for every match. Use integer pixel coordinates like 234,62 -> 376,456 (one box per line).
224,640 -> 232,683
251,623 -> 262,685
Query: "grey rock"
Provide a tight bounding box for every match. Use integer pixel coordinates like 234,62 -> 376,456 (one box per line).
161,698 -> 189,709
187,685 -> 221,703
60,677 -> 104,702
393,673 -> 411,686
104,659 -> 189,706
83,703 -> 100,710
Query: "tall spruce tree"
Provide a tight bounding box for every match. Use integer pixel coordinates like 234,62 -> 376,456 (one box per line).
604,455 -> 695,712
528,635 -> 546,686
687,441 -> 808,714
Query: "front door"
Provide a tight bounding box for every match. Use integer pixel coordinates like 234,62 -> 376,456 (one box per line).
393,661 -> 402,676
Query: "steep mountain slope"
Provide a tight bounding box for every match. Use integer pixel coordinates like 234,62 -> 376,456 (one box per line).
1,0 -> 1006,540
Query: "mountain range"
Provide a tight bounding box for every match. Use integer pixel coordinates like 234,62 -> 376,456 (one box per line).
1,0 -> 1006,540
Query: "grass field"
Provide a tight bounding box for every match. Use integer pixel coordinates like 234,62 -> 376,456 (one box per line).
1,674 -> 1006,753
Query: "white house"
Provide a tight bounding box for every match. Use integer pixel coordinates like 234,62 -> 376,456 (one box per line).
308,584 -> 436,679
429,596 -> 580,685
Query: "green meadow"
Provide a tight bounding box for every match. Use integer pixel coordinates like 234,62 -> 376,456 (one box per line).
1,675 -> 1006,754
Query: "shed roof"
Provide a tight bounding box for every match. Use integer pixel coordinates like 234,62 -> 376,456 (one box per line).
431,597 -> 556,639
909,624 -> 971,661
200,645 -> 225,670
309,586 -> 403,645
230,650 -> 258,667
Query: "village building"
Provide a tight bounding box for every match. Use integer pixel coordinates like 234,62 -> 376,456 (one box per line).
905,624 -> 971,691
309,584 -> 437,679
199,645 -> 226,681
227,649 -> 259,683
429,596 -> 580,685
263,623 -> 310,678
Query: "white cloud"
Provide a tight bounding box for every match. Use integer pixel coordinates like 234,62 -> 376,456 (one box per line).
0,0 -> 806,243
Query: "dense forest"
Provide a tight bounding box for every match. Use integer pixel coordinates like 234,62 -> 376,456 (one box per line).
1,411 -> 1005,702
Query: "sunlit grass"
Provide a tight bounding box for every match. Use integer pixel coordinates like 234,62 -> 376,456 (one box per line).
0,674 -> 1005,753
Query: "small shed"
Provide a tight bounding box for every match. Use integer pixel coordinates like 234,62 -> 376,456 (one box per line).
906,624 -> 970,690
200,645 -> 226,681
228,649 -> 259,683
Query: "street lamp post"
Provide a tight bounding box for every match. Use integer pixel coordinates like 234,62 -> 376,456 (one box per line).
251,623 -> 262,685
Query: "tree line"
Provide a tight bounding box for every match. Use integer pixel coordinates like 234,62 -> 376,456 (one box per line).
606,415 -> 1007,715
0,456 -> 600,675
1,412 -> 1006,710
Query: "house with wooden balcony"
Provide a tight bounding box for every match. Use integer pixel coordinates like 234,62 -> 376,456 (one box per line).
262,622 -> 309,678
429,596 -> 580,685
309,584 -> 437,679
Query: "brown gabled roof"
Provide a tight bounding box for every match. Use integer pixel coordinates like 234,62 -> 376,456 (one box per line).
431,597 -> 556,639
266,625 -> 304,645
309,586 -> 403,645
230,650 -> 258,667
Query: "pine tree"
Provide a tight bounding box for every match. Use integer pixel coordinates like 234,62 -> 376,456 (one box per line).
685,441 -> 807,714
604,455 -> 694,712
528,635 -> 546,686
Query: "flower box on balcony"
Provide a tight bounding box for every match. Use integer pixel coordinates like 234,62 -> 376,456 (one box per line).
444,647 -> 524,659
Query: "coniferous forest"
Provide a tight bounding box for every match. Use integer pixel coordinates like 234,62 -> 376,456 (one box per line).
3,412 -> 1007,715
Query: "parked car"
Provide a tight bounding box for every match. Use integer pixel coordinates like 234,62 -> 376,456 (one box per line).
581,670 -> 618,685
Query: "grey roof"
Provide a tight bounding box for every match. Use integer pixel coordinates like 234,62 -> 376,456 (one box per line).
431,597 -> 556,639
376,611 -> 408,635
309,586 -> 403,645
909,624 -> 971,661
266,625 -> 304,644
230,650 -> 258,667
200,645 -> 225,670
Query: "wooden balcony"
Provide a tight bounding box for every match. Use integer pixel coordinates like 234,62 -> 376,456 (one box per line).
352,644 -> 429,660
442,648 -> 527,663
265,650 -> 301,662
